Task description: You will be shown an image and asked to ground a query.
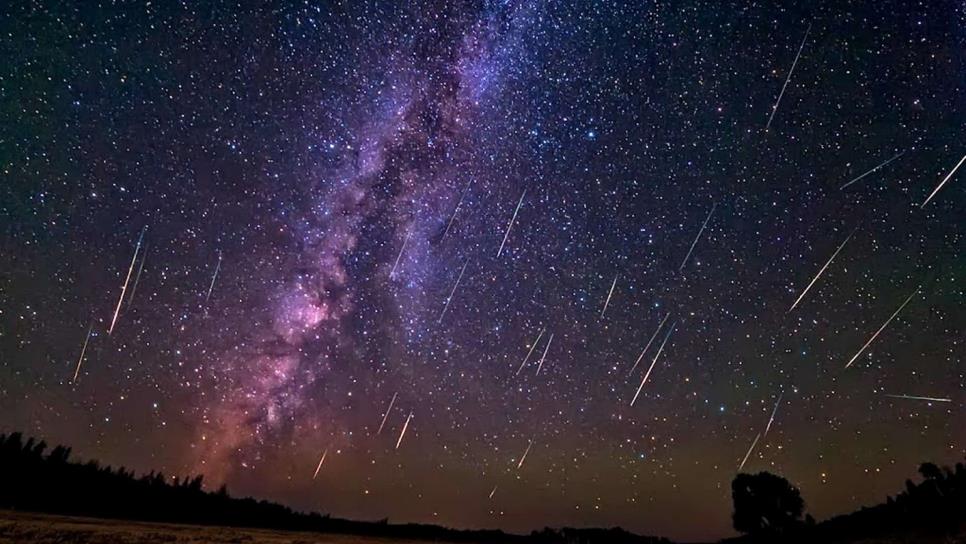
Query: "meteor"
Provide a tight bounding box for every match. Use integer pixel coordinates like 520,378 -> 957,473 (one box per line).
71,322 -> 94,384
396,411 -> 413,450
488,485 -> 498,499
376,392 -> 397,435
515,327 -> 546,376
443,180 -> 472,240
497,189 -> 526,257
516,439 -> 533,469
788,229 -> 855,313
764,391 -> 784,436
600,274 -> 618,318
627,313 -> 671,376
312,449 -> 328,480
534,333 -> 554,375
389,229 -> 412,280
205,252 -> 222,304
885,394 -> 952,403
679,204 -> 716,272
920,153 -> 966,208
765,23 -> 811,131
127,240 -> 147,306
844,286 -> 921,369
840,151 -> 905,190
630,322 -> 676,406
738,432 -> 761,472
438,259 -> 469,322
108,226 -> 146,334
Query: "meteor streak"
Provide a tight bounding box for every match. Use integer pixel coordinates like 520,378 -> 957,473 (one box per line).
765,23 -> 811,131
630,322 -> 676,406
885,394 -> 952,403
738,432 -> 761,472
72,322 -> 94,384
312,449 -> 327,480
844,286 -> 921,369
515,327 -> 546,376
600,274 -> 618,317
108,227 -> 146,334
920,153 -> 966,208
764,391 -> 784,436
497,189 -> 526,257
679,204 -> 716,272
376,392 -> 398,435
205,252 -> 222,304
788,230 -> 855,313
389,229 -> 412,280
516,439 -> 533,469
396,411 -> 413,450
488,485 -> 498,499
627,313 -> 671,376
438,259 -> 469,322
443,180 -> 472,240
127,240 -> 147,306
534,333 -> 554,375
840,151 -> 905,189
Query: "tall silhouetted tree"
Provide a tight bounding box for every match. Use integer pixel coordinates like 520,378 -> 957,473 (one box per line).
732,472 -> 805,536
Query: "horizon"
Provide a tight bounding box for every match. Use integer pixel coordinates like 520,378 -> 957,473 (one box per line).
1,1 -> 963,543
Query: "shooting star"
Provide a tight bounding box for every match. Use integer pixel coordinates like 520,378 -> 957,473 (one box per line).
438,259 -> 469,323
516,439 -> 533,469
515,327 -> 546,377
844,285 -> 921,369
628,313 -> 671,376
108,226 -> 146,334
764,391 -> 784,436
71,322 -> 94,384
679,204 -> 716,272
376,392 -> 397,435
765,23 -> 811,131
443,180 -> 472,240
885,394 -> 952,403
395,411 -> 413,450
840,151 -> 905,190
127,240 -> 147,306
920,153 -> 966,208
738,432 -> 761,472
389,229 -> 412,280
205,252 -> 222,304
788,229 -> 855,313
534,333 -> 554,375
488,485 -> 498,499
312,449 -> 328,480
497,189 -> 526,257
630,322 -> 676,406
600,274 -> 618,318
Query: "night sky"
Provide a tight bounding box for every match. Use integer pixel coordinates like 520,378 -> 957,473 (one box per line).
1,1 -> 964,541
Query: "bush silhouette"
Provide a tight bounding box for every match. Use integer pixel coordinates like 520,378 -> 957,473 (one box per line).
731,472 -> 805,535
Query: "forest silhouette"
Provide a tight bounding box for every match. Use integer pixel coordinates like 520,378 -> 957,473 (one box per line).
1,431 -> 964,543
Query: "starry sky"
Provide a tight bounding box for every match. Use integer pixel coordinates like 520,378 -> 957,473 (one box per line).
1,1 -> 964,541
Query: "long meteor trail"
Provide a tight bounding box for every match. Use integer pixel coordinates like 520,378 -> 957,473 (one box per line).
844,286 -> 921,369
376,392 -> 397,435
765,23 -> 811,131
764,391 -> 784,436
627,313 -> 671,376
534,333 -> 554,375
389,229 -> 412,280
438,259 -> 469,322
840,151 -> 905,189
516,439 -> 533,469
600,275 -> 618,318
312,449 -> 328,480
72,322 -> 94,384
738,432 -> 761,472
788,230 -> 855,313
885,394 -> 952,403
205,252 -> 222,304
497,189 -> 526,257
630,322 -> 676,406
395,411 -> 414,449
679,204 -> 716,272
108,227 -> 146,334
920,153 -> 966,208
516,327 -> 546,376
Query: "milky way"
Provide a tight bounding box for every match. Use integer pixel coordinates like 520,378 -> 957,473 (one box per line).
1,2 -> 964,541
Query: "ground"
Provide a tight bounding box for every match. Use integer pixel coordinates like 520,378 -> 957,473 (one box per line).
0,510 -> 454,544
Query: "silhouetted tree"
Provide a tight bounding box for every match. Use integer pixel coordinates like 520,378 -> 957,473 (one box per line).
731,471 -> 805,536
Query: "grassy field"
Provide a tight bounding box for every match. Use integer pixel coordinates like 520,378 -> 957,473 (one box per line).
0,510 -> 458,544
